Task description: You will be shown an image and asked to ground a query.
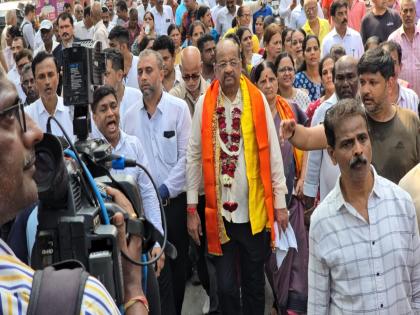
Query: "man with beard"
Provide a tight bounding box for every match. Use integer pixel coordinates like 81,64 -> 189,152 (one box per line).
20,64 -> 38,106
304,55 -> 358,206
281,48 -> 420,184
34,20 -> 59,56
321,0 -> 364,59
307,98 -> 420,313
152,35 -> 182,92
7,45 -> 30,103
53,12 -> 80,95
197,34 -> 216,83
122,49 -> 191,315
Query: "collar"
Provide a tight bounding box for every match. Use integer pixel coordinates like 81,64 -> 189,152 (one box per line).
140,90 -> 165,113
0,238 -> 16,256
37,95 -> 64,115
399,24 -> 420,38
93,124 -> 125,151
332,27 -> 352,38
331,165 -> 382,213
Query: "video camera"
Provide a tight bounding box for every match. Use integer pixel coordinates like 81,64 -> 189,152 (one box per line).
31,41 -> 173,305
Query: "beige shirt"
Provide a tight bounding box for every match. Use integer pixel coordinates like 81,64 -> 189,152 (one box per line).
186,86 -> 287,223
169,76 -> 209,116
399,163 -> 420,231
93,21 -> 109,49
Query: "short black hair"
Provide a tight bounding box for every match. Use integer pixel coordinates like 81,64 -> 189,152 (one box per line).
197,33 -> 214,53
274,52 -> 295,72
152,35 -> 175,56
380,40 -> 402,65
324,98 -> 368,148
319,54 -> 334,77
103,48 -> 124,71
84,6 -> 91,18
330,0 -> 348,17
64,2 -> 72,9
92,85 -> 118,112
102,6 -> 109,13
364,35 -> 380,51
138,35 -> 156,53
32,51 -> 59,76
15,49 -> 32,63
108,25 -> 130,44
12,36 -> 26,48
116,0 -> 128,12
24,4 -> 35,16
188,21 -> 205,39
57,12 -> 74,26
357,47 -> 394,80
223,33 -> 241,46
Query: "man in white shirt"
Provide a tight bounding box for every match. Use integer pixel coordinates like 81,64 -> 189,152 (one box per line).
381,40 -> 419,115
211,0 -> 226,24
109,26 -> 139,89
116,0 -> 130,27
92,2 -> 110,49
74,6 -> 94,40
215,0 -> 239,36
74,3 -> 84,22
150,0 -> 175,35
289,0 -> 324,29
20,63 -> 38,106
103,48 -> 142,120
304,56 -> 359,206
7,46 -> 31,103
308,98 -> 420,314
152,35 -> 182,92
33,20 -> 59,56
33,12 -> 48,52
20,4 -> 35,50
321,0 -> 364,58
122,49 -> 191,315
25,51 -> 74,140
90,85 -> 165,275
186,38 -> 288,315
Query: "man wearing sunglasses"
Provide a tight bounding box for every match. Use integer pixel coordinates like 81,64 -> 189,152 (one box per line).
170,46 -> 209,115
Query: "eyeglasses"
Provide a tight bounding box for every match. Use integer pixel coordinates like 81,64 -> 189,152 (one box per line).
216,59 -> 240,69
278,66 -> 294,73
182,73 -> 200,81
0,100 -> 27,132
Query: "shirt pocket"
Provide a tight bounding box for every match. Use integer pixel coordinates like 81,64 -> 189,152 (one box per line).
160,130 -> 178,165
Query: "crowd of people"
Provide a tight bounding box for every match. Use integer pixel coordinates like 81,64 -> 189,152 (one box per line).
0,0 -> 419,313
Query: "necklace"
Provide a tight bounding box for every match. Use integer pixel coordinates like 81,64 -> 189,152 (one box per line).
216,93 -> 242,212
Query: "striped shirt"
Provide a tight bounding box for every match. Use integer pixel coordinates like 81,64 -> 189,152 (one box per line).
0,239 -> 120,315
308,167 -> 420,314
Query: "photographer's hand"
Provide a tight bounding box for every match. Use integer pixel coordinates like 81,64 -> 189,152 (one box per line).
151,246 -> 165,277
107,187 -> 148,314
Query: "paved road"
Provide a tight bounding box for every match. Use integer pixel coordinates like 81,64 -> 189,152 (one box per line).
181,277 -> 275,315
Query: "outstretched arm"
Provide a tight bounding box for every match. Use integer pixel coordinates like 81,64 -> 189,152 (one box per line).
280,120 -> 328,151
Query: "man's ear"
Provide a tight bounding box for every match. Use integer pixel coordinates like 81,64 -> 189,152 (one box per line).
327,145 -> 338,165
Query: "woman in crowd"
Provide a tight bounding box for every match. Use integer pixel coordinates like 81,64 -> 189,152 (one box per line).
196,5 -> 219,43
168,24 -> 182,64
184,21 -> 206,47
254,15 -> 265,47
294,35 -> 324,102
276,52 -> 311,111
291,28 -> 305,70
263,23 -> 283,64
237,27 -> 263,75
128,8 -> 141,48
253,61 -> 309,315
305,54 -> 335,125
282,27 -> 294,55
225,5 -> 260,52
142,11 -> 157,38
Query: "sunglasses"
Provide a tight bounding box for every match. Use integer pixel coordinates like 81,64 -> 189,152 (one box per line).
0,99 -> 27,132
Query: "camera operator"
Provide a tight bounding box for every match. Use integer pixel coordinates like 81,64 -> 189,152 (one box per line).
24,51 -> 74,141
0,79 -> 148,314
91,85 -> 165,276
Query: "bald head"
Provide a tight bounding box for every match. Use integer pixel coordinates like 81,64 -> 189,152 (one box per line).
181,46 -> 201,68
215,39 -> 241,63
304,0 -> 318,20
91,2 -> 102,23
334,55 -> 359,99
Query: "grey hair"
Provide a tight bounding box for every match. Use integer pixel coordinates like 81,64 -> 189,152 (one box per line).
21,63 -> 33,76
138,49 -> 164,70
